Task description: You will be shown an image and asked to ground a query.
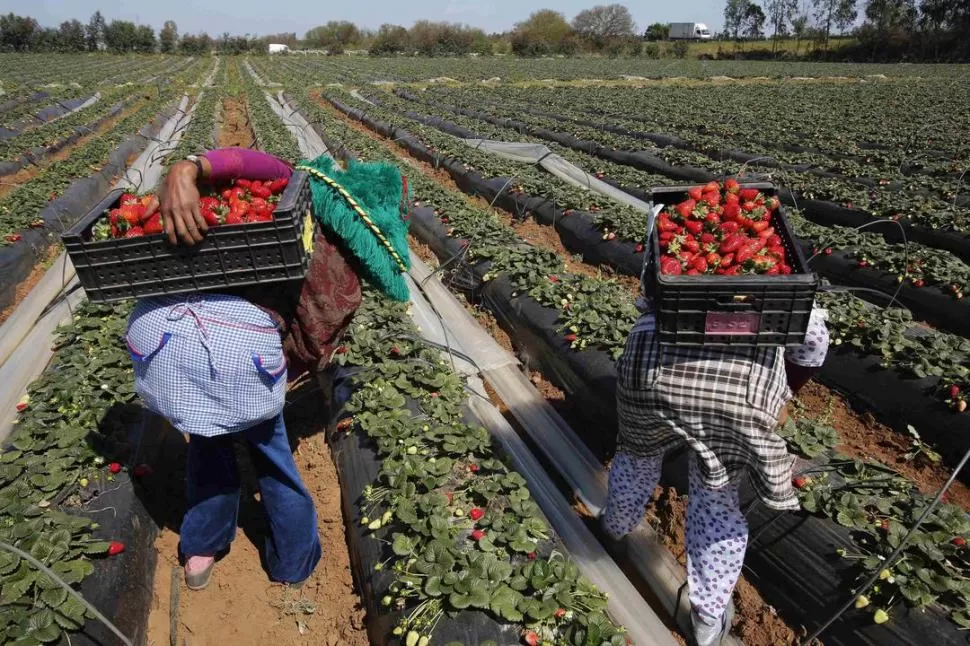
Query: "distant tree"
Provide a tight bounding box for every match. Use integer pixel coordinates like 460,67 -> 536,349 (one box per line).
159,20 -> 178,53
864,0 -> 915,35
0,13 -> 38,51
644,22 -> 670,40
745,1 -> 768,36
572,4 -> 636,49
369,23 -> 411,55
135,24 -> 156,52
511,9 -> 575,55
305,21 -> 360,49
764,0 -> 798,47
724,0 -> 751,37
31,27 -> 60,52
179,32 -> 214,55
86,10 -> 106,51
812,0 -> 858,47
57,19 -> 87,52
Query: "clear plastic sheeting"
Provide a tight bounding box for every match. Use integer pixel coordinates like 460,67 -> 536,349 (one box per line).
267,91 -> 330,160
461,138 -> 654,213
118,94 -> 192,194
405,255 -> 677,646
349,90 -> 377,107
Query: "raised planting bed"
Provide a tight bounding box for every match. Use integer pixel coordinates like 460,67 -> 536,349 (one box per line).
323,290 -> 631,645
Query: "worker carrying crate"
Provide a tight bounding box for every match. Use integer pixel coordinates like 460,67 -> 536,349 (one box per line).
601,180 -> 829,646
65,148 -> 410,591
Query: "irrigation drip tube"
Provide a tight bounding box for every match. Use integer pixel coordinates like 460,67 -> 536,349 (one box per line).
391,88 -> 970,265
406,204 -> 969,646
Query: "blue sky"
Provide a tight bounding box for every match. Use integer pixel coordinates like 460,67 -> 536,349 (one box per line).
11,0 -> 726,37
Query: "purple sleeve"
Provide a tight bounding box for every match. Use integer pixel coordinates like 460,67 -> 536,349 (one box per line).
202,148 -> 293,183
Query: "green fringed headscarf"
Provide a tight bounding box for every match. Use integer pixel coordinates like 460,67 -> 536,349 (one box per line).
296,156 -> 411,302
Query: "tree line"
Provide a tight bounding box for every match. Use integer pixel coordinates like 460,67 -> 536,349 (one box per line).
1,2 -> 968,60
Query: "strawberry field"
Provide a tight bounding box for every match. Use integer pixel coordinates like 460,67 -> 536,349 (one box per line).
3,51 -> 970,646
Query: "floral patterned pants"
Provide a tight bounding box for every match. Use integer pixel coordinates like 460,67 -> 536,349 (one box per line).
603,452 -> 748,625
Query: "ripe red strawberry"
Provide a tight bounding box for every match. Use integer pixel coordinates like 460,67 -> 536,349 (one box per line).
687,187 -> 703,201
336,417 -> 353,431
555,608 -> 566,619
224,212 -> 244,225
702,181 -> 719,194
470,529 -> 486,541
124,227 -> 144,238
523,631 -> 540,646
635,243 -> 645,253
950,385 -> 962,399
469,464 -> 480,473
684,220 -> 704,235
765,196 -> 781,211
527,551 -> 537,560
740,188 -> 760,202
143,213 -> 163,235
235,178 -> 252,188
724,178 -> 741,194
675,199 -> 696,220
250,183 -> 272,199
660,256 -> 682,275
792,476 -> 809,489
269,178 -> 289,194
564,333 -> 577,342
953,536 -> 967,547
683,237 -> 701,253
107,541 -> 125,556
120,193 -> 139,206
880,519 -> 890,532
108,462 -> 122,474
469,508 -> 484,521
701,191 -> 721,207
691,256 -> 708,273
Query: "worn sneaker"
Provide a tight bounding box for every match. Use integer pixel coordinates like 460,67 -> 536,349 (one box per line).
689,604 -> 734,646
184,555 -> 215,591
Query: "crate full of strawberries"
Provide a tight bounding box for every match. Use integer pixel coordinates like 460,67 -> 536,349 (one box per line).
646,181 -> 818,347
63,172 -> 312,303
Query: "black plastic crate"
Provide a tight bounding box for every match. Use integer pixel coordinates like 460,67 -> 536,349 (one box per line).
63,172 -> 312,304
644,182 -> 818,347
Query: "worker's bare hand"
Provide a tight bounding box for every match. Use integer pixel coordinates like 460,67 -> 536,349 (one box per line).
160,161 -> 207,246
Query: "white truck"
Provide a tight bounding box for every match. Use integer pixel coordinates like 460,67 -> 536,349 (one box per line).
268,43 -> 290,54
668,23 -> 713,40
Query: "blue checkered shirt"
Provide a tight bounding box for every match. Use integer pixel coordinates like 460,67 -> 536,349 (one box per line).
126,294 -> 288,437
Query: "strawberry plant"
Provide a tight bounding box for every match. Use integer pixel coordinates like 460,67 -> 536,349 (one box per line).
0,301 -> 142,645
335,289 -> 626,644
779,404 -> 970,628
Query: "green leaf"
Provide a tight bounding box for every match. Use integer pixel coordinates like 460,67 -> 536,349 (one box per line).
425,576 -> 443,597
40,587 -> 68,607
391,534 -> 415,557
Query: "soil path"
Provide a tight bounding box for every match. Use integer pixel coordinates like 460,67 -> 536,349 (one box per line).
144,384 -> 367,646
217,97 -> 255,149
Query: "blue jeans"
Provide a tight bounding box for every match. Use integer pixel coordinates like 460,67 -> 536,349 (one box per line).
179,414 -> 321,584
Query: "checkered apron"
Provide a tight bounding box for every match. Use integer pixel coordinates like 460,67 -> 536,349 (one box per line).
126,294 -> 287,437
616,314 -> 800,511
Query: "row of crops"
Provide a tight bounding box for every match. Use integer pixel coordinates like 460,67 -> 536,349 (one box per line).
246,56 -> 970,641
